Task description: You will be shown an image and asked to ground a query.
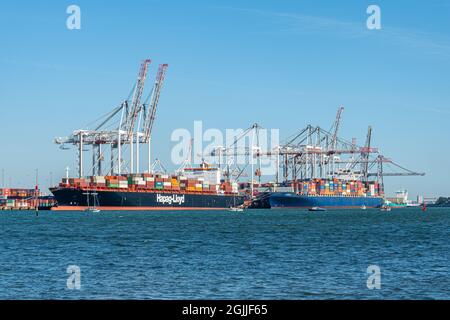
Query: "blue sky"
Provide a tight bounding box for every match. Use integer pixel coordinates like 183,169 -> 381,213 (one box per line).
1,0 -> 449,198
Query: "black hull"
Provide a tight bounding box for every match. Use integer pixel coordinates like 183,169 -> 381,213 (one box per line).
50,188 -> 244,210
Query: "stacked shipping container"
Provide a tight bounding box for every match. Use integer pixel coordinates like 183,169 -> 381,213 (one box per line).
297,178 -> 382,197
58,173 -> 238,195
0,188 -> 56,210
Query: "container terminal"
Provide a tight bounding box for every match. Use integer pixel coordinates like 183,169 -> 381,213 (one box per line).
231,109 -> 425,209
197,109 -> 425,209
36,59 -> 424,211
50,60 -> 245,210
0,188 -> 56,211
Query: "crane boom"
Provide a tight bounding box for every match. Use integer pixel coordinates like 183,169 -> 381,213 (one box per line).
330,106 -> 344,149
361,126 -> 372,181
123,59 -> 151,139
367,172 -> 425,177
142,63 -> 168,143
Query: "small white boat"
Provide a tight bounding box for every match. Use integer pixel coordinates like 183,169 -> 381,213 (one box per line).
380,205 -> 391,212
361,205 -> 367,210
309,206 -> 326,212
229,195 -> 244,212
83,191 -> 100,213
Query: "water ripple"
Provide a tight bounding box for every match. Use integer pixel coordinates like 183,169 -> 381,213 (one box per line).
0,208 -> 449,299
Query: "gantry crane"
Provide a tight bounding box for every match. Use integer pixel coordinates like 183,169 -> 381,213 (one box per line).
203,107 -> 424,195
54,59 -> 168,178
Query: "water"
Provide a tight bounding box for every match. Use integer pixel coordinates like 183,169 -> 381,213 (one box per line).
0,208 -> 449,299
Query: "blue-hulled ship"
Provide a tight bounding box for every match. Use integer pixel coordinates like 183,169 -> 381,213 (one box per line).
264,192 -> 383,209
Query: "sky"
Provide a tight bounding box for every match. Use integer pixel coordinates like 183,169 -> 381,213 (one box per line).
0,0 -> 450,198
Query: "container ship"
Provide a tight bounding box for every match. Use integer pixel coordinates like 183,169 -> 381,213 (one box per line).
50,164 -> 245,211
50,60 -> 244,211
249,178 -> 384,209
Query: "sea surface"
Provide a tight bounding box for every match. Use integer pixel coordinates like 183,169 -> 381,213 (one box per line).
0,208 -> 449,299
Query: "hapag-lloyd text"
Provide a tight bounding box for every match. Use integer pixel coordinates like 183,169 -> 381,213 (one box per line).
156,194 -> 185,205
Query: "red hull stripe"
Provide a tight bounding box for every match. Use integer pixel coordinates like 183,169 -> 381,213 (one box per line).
271,206 -> 379,209
51,206 -> 227,211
